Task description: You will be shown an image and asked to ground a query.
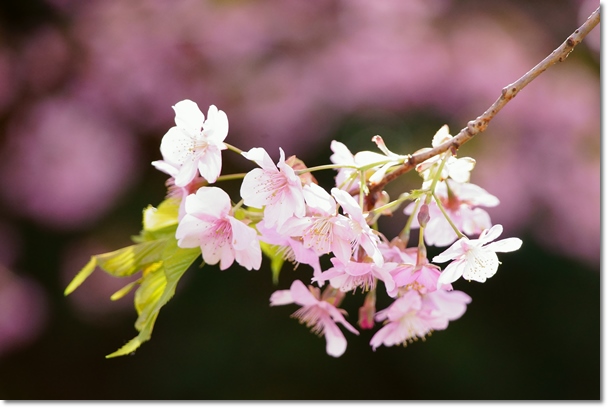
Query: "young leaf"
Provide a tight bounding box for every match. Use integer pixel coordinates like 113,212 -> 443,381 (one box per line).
106,243 -> 201,358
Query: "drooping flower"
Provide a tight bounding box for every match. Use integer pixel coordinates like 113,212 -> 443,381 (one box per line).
256,219 -> 322,279
176,186 -> 261,271
313,257 -> 397,296
240,147 -> 306,229
153,100 -> 228,187
388,260 -> 448,296
432,224 -> 522,287
270,280 -> 359,357
370,289 -> 471,350
331,187 -> 383,265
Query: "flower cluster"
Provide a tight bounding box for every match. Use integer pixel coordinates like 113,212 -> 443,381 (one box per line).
147,100 -> 522,357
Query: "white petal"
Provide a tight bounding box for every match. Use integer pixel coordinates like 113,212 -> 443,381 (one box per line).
462,248 -> 499,282
431,125 -> 452,147
241,147 -> 276,170
485,237 -> 523,253
432,239 -> 467,263
173,100 -> 204,135
202,105 -> 229,144
437,260 -> 466,286
478,224 -> 503,245
160,127 -> 194,167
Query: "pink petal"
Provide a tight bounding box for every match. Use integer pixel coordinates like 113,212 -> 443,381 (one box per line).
289,280 -> 319,307
322,316 -> 348,357
175,214 -> 206,248
269,289 -> 294,306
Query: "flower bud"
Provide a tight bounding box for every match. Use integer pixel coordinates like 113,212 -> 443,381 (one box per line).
358,290 -> 376,330
418,203 -> 430,228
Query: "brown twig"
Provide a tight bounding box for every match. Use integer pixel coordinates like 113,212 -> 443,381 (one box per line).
369,6 -> 600,196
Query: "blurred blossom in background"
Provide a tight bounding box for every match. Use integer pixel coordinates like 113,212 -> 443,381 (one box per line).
0,0 -> 599,400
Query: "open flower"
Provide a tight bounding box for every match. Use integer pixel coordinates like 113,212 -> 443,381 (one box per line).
153,100 -> 228,186
280,183 -> 354,264
331,188 -> 383,265
240,147 -> 306,229
370,289 -> 471,350
176,186 -> 261,271
270,280 -> 359,357
313,257 -> 397,296
432,224 -> 522,287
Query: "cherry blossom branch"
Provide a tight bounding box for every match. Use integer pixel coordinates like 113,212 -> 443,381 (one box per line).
369,6 -> 600,196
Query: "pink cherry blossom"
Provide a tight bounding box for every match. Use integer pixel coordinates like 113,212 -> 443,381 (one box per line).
240,147 -> 306,229
370,289 -> 471,350
331,188 -> 383,265
388,260 -> 449,296
432,224 -> 522,287
313,257 -> 397,296
176,186 -> 261,271
280,183 -> 354,264
256,219 -> 322,279
270,279 -> 359,357
155,100 -> 228,186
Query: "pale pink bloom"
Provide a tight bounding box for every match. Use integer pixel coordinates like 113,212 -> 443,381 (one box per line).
368,135 -> 408,184
329,140 -> 398,191
329,140 -> 359,191
378,240 -> 417,264
240,147 -> 306,229
280,184 -> 354,263
270,280 -> 359,357
415,125 -> 476,185
256,219 -> 322,279
370,289 -> 471,350
154,100 -> 228,186
313,257 -> 397,296
331,188 -> 383,265
405,180 -> 499,247
176,186 -> 261,271
388,260 -> 450,297
433,224 -> 522,287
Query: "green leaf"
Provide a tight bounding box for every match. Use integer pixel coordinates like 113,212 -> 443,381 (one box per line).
260,241 -> 285,285
64,257 -> 97,296
110,280 -> 140,301
143,197 -> 180,232
64,239 -> 169,297
106,243 -> 201,358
